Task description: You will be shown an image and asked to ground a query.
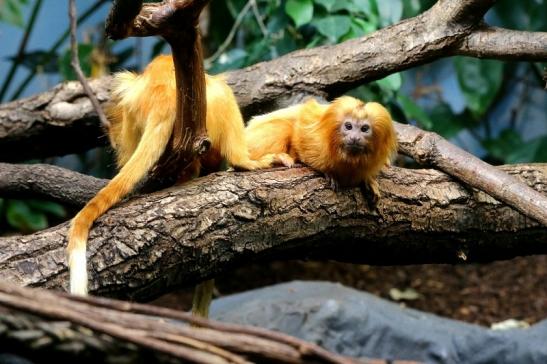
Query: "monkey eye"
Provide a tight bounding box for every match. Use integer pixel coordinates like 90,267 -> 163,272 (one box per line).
344,122 -> 352,130
361,124 -> 370,132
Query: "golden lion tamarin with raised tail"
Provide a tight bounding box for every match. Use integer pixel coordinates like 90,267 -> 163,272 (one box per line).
67,55 -> 277,295
245,96 -> 397,205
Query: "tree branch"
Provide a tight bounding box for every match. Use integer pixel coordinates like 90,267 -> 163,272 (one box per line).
0,162 -> 107,207
455,26 -> 547,61
396,122 -> 547,225
1,282 -> 388,364
0,163 -> 544,300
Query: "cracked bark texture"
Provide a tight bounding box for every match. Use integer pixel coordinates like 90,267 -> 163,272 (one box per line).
0,164 -> 545,301
1,1 -> 545,161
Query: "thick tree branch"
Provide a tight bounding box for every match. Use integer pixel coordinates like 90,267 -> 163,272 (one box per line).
1,2 -> 545,161
0,77 -> 110,161
0,162 -> 107,207
0,163 -> 545,300
1,282 -> 385,364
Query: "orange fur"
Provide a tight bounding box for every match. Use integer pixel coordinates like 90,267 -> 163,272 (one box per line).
246,96 -> 397,196
67,54 -> 276,295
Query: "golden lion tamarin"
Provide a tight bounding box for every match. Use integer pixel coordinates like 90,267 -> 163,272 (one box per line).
67,54 -> 276,295
245,96 -> 397,204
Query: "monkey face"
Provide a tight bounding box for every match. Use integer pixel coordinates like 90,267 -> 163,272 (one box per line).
339,117 -> 373,155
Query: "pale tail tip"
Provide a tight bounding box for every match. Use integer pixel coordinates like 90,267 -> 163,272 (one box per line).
69,246 -> 88,296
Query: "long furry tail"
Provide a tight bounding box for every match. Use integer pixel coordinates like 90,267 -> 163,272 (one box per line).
67,116 -> 174,295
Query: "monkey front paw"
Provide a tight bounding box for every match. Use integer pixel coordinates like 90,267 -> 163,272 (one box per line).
360,180 -> 380,211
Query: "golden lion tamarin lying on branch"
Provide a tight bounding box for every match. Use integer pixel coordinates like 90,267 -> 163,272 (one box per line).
245,96 -> 398,206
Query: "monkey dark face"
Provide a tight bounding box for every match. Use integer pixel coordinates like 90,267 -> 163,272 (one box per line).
339,117 -> 373,155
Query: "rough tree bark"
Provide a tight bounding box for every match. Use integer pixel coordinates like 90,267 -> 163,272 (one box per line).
0,163 -> 545,301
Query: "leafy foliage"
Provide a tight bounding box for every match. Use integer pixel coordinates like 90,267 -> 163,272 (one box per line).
453,57 -> 504,118
0,198 -> 66,234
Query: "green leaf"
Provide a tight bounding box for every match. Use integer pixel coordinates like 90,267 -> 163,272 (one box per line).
341,17 -> 376,40
58,44 -> 94,80
377,0 -> 403,26
506,135 -> 547,163
429,103 -> 473,138
315,0 -> 336,12
285,0 -> 314,27
329,0 -> 352,12
0,0 -> 28,27
482,129 -> 524,163
273,33 -> 299,56
267,7 -> 291,33
26,200 -> 67,219
397,94 -> 433,129
347,85 -> 382,103
312,15 -> 352,42
402,0 -> 422,18
453,57 -> 503,118
376,72 -> 402,92
348,0 -> 373,14
494,0 -> 547,32
6,200 -> 48,233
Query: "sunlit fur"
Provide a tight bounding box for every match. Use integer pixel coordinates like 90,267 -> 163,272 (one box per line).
246,96 -> 397,193
67,54 -> 276,295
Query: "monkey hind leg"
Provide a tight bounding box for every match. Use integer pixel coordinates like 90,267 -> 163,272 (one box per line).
274,153 -> 296,168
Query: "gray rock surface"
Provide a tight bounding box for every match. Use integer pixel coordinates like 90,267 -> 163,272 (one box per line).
210,281 -> 547,363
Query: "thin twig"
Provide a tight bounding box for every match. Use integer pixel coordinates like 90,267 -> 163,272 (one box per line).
68,0 -> 110,128
9,0 -> 108,101
205,0 -> 253,66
